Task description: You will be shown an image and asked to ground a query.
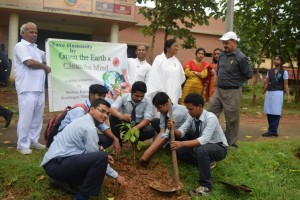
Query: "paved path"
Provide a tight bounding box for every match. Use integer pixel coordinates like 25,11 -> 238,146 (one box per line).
1,113 -> 300,149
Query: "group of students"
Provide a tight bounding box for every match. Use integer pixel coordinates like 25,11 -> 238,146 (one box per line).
7,21 -> 291,200
41,35 -> 233,199
41,81 -> 228,200
39,38 -> 226,199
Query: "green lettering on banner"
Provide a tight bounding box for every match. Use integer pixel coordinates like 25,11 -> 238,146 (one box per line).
47,39 -> 127,112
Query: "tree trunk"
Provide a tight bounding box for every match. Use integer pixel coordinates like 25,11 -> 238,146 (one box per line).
252,38 -> 270,104
295,48 -> 300,103
253,54 -> 262,105
287,54 -> 297,103
149,33 -> 157,64
149,13 -> 158,64
164,29 -> 168,43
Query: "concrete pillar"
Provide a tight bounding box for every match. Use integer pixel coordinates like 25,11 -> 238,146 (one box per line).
110,22 -> 119,43
8,13 -> 19,80
226,0 -> 234,32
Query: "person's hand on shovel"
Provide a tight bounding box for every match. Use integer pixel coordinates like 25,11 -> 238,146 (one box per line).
170,141 -> 184,150
166,119 -> 176,130
166,119 -> 182,150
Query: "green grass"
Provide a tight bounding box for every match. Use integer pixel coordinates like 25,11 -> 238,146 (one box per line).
155,140 -> 300,200
1,140 -> 300,200
240,85 -> 300,116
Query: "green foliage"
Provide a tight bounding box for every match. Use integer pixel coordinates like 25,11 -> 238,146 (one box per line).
118,121 -> 143,151
138,0 -> 223,49
232,0 -> 300,65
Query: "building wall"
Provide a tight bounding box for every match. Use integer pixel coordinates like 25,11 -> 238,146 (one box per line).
119,25 -> 225,65
0,2 -> 226,65
0,26 -> 8,50
119,7 -> 225,65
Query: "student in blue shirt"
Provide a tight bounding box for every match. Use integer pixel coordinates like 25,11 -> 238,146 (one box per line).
58,84 -> 121,157
41,99 -> 126,200
110,81 -> 155,146
140,92 -> 195,163
169,93 -> 228,197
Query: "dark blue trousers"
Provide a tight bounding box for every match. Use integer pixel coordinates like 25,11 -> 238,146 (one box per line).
43,151 -> 108,196
176,143 -> 227,190
98,134 -> 113,148
267,114 -> 281,134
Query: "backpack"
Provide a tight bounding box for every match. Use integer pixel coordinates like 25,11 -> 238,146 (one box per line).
43,103 -> 88,147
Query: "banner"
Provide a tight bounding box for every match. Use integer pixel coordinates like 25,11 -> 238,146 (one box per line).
46,38 -> 129,112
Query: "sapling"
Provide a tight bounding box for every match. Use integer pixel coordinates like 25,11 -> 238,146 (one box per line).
119,121 -> 143,163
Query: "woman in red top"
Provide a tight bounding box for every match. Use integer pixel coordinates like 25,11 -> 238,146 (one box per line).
203,48 -> 222,102
182,48 -> 208,103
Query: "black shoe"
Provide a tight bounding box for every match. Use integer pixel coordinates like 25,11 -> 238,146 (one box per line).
0,82 -> 7,88
228,144 -> 238,150
4,110 -> 13,128
262,132 -> 278,137
49,179 -> 77,194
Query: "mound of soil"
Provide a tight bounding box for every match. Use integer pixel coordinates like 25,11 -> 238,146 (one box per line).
104,148 -> 189,200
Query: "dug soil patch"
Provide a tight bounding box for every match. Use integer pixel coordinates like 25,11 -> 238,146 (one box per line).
104,149 -> 189,200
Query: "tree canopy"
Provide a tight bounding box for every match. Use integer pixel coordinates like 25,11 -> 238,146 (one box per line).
137,0 -> 222,49
233,0 -> 299,65
231,0 -> 300,102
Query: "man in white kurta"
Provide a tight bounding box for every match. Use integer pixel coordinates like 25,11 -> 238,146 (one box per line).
147,52 -> 185,104
14,22 -> 51,154
126,45 -> 151,86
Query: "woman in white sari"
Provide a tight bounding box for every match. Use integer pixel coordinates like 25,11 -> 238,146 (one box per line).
146,39 -> 185,104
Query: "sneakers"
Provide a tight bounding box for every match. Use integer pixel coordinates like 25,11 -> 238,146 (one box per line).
17,143 -> 45,154
189,186 -> 211,197
17,148 -> 32,155
4,110 -> 13,128
49,179 -> 78,194
30,142 -> 46,150
210,161 -> 217,169
262,132 -> 278,137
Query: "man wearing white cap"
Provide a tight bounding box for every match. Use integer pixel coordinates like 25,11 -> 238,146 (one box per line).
207,31 -> 253,148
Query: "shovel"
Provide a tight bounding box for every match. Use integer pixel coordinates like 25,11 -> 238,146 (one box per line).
149,99 -> 184,193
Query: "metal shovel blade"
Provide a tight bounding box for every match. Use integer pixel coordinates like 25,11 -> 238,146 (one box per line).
149,180 -> 184,193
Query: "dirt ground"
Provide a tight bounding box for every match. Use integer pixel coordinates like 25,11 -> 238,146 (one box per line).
104,148 -> 190,200
1,86 -> 300,200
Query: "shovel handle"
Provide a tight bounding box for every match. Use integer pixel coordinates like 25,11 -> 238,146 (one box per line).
168,99 -> 181,190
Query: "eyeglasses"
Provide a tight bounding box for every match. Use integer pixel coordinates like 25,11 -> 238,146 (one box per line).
96,108 -> 111,116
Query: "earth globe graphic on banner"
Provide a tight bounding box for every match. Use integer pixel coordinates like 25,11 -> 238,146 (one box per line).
65,0 -> 77,6
102,70 -> 125,96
